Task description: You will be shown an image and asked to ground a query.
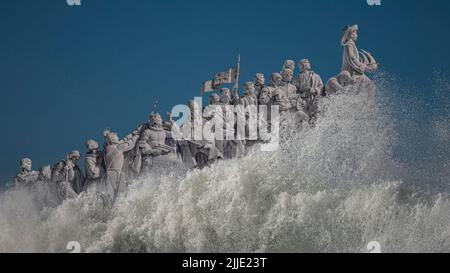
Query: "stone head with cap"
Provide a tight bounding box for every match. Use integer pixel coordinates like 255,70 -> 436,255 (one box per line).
68,150 -> 81,162
341,24 -> 358,45
104,129 -> 119,145
299,59 -> 312,72
283,60 -> 295,71
20,158 -> 32,172
86,139 -> 99,152
270,73 -> 283,87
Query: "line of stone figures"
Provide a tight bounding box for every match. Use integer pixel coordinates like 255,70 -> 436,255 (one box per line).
10,57 -> 367,206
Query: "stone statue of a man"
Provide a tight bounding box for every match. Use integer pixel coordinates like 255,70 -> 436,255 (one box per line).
13,158 -> 39,188
281,68 -> 299,103
295,59 -> 324,119
51,151 -> 84,202
254,73 -> 265,100
137,112 -> 179,175
270,73 -> 291,112
83,140 -> 105,191
102,129 -> 140,203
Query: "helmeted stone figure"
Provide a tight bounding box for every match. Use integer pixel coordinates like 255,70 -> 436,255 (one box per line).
254,73 -> 265,100
102,129 -> 139,203
295,59 -> 324,120
341,25 -> 377,96
137,112 -> 179,175
325,70 -> 354,95
83,140 -> 105,191
13,158 -> 39,188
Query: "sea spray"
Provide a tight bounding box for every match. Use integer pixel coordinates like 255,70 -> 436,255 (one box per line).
1,75 -> 450,253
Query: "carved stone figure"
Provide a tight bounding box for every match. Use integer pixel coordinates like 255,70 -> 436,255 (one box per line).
137,112 -> 179,175
102,129 -> 139,203
254,73 -> 265,100
258,86 -> 272,106
83,140 -> 105,191
341,25 -> 378,96
269,73 -> 291,112
236,82 -> 259,149
188,101 -> 222,168
239,82 -> 258,107
281,68 -> 300,111
295,59 -> 324,119
52,151 -> 84,202
325,71 -> 354,95
13,158 -> 39,188
177,100 -> 200,169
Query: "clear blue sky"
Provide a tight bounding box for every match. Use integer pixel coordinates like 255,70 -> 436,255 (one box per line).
1,0 -> 449,184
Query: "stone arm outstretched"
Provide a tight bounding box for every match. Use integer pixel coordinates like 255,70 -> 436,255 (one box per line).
118,134 -> 139,153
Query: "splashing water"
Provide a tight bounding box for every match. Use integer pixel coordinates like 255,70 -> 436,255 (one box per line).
1,74 -> 450,253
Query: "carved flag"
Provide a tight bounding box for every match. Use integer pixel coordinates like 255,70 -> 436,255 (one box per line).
201,67 -> 238,94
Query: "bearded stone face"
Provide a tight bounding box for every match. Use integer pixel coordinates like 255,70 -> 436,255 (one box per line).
220,89 -> 232,104
271,73 -> 282,87
244,82 -> 255,95
282,69 -> 293,83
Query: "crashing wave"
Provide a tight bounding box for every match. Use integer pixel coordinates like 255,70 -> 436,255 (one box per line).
1,74 -> 450,253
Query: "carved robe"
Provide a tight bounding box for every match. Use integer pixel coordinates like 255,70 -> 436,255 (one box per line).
102,135 -> 139,203
83,151 -> 105,191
